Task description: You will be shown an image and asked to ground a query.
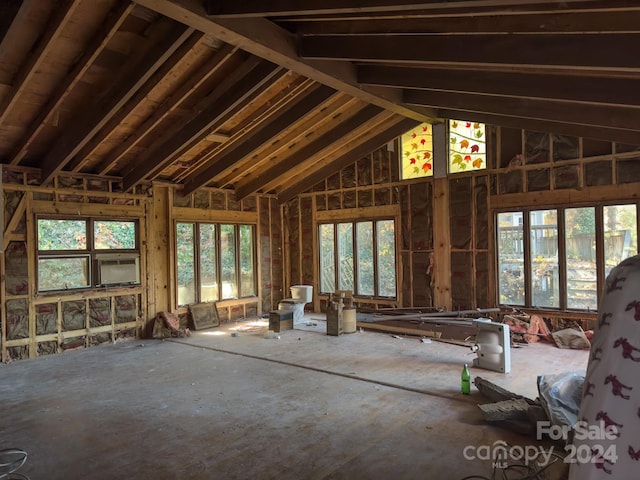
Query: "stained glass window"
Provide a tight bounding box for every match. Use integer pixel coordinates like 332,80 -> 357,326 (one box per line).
449,120 -> 486,173
400,123 -> 433,179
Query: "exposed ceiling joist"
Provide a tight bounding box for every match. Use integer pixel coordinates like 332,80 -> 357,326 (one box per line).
299,33 -> 640,73
122,60 -> 285,191
278,116 -> 420,203
181,84 -> 337,195
40,20 -> 195,183
403,89 -> 640,132
134,0 -> 437,123
8,1 -> 135,166
358,66 -> 640,106
203,0 -> 615,17
234,103 -> 383,200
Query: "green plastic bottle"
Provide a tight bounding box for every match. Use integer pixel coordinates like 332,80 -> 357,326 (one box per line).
461,363 -> 471,395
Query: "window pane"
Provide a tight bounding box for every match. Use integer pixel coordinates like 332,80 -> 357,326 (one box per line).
400,123 -> 433,179
94,220 -> 136,249
38,256 -> 90,290
449,120 -> 486,173
220,225 -> 237,299
38,219 -> 86,250
319,224 -> 335,293
176,223 -> 196,305
377,220 -> 396,297
337,223 -> 354,291
565,207 -> 596,310
530,210 -> 559,308
497,212 -> 525,305
604,204 -> 638,278
356,222 -> 374,296
199,224 -> 218,302
239,225 -> 255,297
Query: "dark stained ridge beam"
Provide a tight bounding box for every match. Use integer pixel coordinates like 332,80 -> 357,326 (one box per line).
0,0 -> 82,128
181,84 -> 336,196
292,9 -> 640,35
278,117 -> 419,204
122,60 -> 284,191
358,65 -> 640,107
9,1 -> 135,166
39,20 -> 194,184
95,43 -> 237,175
67,30 -> 205,173
234,103 -> 383,200
403,88 -> 640,132
299,33 -> 640,73
203,0 -> 610,17
135,0 -> 436,123
437,109 -> 640,145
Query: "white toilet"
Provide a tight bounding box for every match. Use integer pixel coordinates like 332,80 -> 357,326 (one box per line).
278,285 -> 313,325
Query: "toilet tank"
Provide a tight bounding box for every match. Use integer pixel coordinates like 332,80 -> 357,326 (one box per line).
290,285 -> 313,303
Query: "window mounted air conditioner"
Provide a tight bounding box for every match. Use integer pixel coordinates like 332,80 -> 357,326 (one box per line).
96,253 -> 140,286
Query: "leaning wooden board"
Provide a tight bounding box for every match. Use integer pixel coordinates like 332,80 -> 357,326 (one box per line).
189,302 -> 220,330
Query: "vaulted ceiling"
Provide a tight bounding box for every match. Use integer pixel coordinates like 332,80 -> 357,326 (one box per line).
1,0 -> 637,202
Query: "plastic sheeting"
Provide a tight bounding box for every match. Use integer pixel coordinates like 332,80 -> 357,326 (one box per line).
538,372 -> 584,429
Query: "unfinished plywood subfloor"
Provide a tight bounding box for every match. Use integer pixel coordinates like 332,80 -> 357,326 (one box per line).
0,317 -> 589,480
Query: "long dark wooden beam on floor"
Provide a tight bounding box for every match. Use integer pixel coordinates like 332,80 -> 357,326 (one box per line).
234,103 -> 383,200
299,33 -> 640,73
135,0 -> 437,123
203,0 -> 619,17
121,59 -> 284,192
39,20 -> 194,184
358,66 -> 640,107
404,89 -> 640,132
181,85 -> 336,196
277,116 -> 419,204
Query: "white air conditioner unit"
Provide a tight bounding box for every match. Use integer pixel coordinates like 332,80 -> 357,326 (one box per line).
96,253 -> 140,286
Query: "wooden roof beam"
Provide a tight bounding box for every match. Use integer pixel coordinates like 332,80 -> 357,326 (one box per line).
403,88 -> 640,132
299,33 -> 640,73
8,1 -> 135,166
67,30 -> 205,173
0,0 -> 83,128
39,20 -> 194,183
203,0 -> 611,17
95,43 -> 237,175
358,65 -> 640,107
121,60 -> 284,191
181,84 -> 336,196
437,109 -> 640,145
135,0 -> 436,123
277,116 -> 419,204
234,103 -> 383,200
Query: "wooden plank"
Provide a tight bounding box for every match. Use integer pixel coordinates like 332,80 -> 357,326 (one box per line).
135,0 -> 436,123
316,205 -> 398,222
432,175 -> 451,309
235,104 -> 383,200
171,206 -> 257,223
356,321 -> 443,338
181,85 -> 336,195
122,60 -> 284,191
30,200 -> 144,217
39,20 -> 194,183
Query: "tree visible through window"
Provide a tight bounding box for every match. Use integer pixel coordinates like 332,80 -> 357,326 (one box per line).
176,222 -> 256,306
319,219 -> 396,298
497,204 -> 637,310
